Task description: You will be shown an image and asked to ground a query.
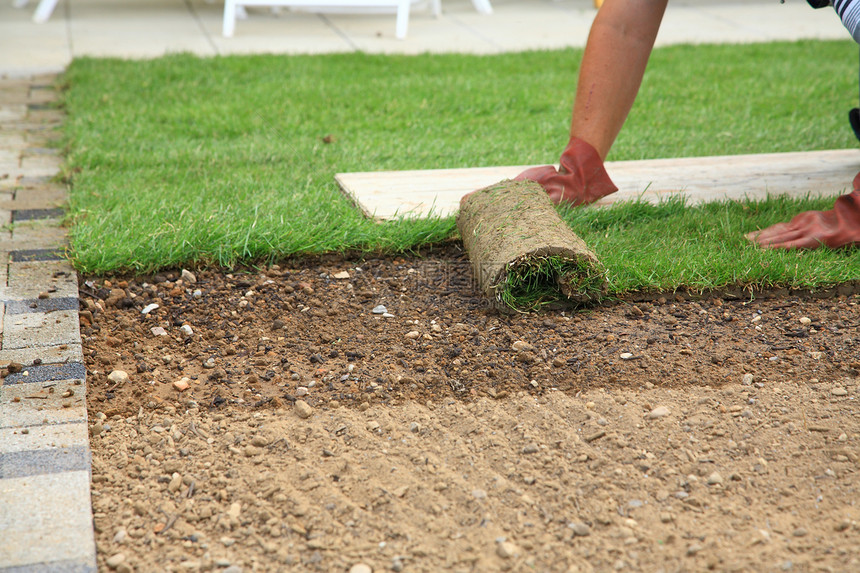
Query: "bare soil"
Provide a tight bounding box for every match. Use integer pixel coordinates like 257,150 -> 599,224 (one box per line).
83,246 -> 860,573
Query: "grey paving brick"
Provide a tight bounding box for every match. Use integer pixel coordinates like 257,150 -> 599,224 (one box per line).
12,207 -> 64,221
0,444 -> 89,478
0,343 -> 83,367
2,362 -> 86,385
17,175 -> 52,186
5,296 -> 78,314
8,248 -> 64,262
1,309 -> 80,350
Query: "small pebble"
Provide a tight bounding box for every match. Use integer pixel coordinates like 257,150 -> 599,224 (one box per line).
108,370 -> 129,385
332,271 -> 350,279
404,331 -> 420,339
496,541 -> 520,559
112,529 -> 128,544
707,472 -> 723,486
180,324 -> 193,336
294,400 -> 313,419
620,352 -> 634,360
168,472 -> 182,493
106,553 -> 126,569
799,317 -> 812,325
173,378 -> 190,392
141,303 -> 159,315
648,406 -> 670,419
512,340 -> 534,352
349,564 -> 372,573
569,522 -> 591,536
831,387 -> 848,397
742,373 -> 754,386
372,305 -> 387,314
181,269 -> 197,284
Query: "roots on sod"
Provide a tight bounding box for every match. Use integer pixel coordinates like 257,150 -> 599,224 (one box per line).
457,180 -> 606,312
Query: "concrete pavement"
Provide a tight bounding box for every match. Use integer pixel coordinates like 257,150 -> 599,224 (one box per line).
0,0 -> 851,77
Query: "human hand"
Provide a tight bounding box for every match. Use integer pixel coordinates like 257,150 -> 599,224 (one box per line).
515,137 -> 617,206
746,173 -> 860,250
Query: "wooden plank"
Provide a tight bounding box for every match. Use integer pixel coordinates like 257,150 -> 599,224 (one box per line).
335,149 -> 860,220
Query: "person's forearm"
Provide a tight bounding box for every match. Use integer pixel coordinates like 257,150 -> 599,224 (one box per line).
572,0 -> 668,159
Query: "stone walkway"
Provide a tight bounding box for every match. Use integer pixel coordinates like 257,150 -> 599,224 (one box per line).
0,76 -> 96,572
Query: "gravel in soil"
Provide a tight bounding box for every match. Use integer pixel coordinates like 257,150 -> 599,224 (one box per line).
81,247 -> 860,572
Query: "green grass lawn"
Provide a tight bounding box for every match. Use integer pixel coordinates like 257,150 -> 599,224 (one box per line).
61,40 -> 860,294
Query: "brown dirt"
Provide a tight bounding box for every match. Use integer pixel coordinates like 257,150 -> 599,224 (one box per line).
84,245 -> 860,573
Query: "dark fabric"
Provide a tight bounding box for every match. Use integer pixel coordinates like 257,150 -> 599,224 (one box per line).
807,0 -> 830,8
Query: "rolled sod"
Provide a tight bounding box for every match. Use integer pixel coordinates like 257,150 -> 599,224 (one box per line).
457,180 -> 606,312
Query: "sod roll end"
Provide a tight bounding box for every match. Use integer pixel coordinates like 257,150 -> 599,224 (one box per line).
457,180 -> 606,312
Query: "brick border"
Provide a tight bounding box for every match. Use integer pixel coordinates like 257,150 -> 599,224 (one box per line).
0,76 -> 96,572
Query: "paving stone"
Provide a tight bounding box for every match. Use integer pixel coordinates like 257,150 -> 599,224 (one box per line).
0,75 -> 95,573
0,422 -> 88,456
5,187 -> 66,208
1,309 -> 80,350
12,207 -> 65,221
17,154 -> 62,178
0,147 -> 19,167
0,470 -> 97,570
5,296 -> 79,314
3,226 -> 68,250
0,176 -> 21,192
0,104 -> 27,122
0,379 -> 87,429
27,108 -> 65,124
8,247 -> 66,262
5,260 -> 76,299
0,444 -> 90,478
0,343 -> 83,367
2,362 -> 86,385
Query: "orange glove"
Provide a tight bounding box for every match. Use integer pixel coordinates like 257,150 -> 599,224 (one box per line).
747,172 -> 860,249
515,137 -> 618,206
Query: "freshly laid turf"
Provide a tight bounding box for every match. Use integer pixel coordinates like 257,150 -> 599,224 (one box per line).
62,40 -> 860,294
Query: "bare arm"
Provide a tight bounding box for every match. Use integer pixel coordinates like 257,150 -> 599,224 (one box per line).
572,0 -> 669,160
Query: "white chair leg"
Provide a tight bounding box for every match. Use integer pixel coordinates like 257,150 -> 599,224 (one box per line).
33,0 -> 60,22
13,0 -> 30,9
431,0 -> 441,17
395,0 -> 410,39
223,0 -> 237,36
470,0 -> 491,15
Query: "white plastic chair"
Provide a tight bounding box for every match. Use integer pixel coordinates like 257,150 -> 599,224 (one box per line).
223,0 -> 491,39
15,0 -> 60,22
